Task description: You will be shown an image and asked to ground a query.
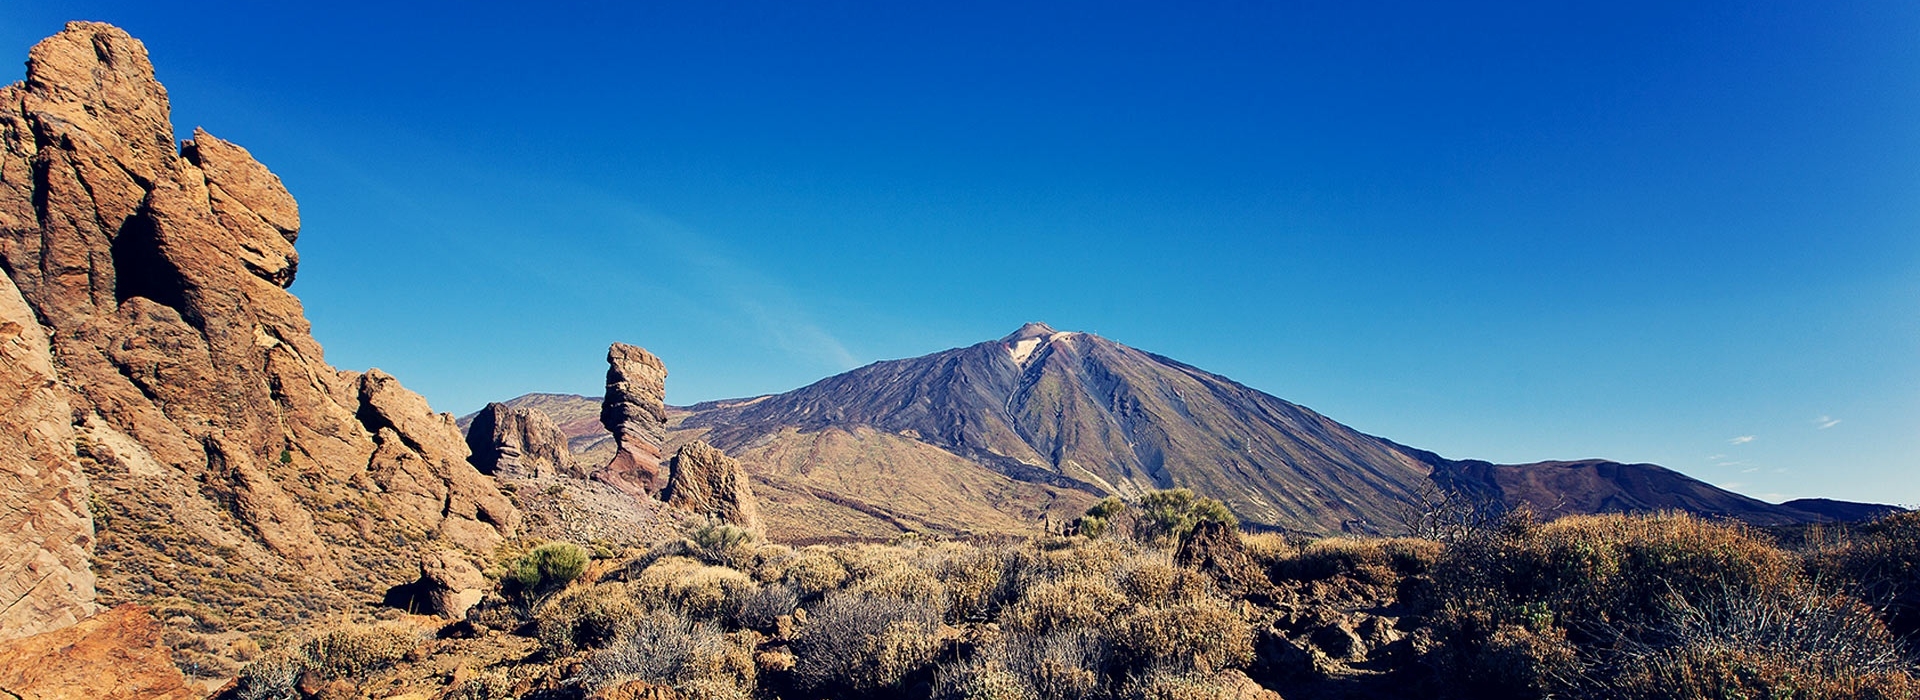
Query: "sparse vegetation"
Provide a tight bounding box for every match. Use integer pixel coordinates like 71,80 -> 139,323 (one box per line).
224,507 -> 1920,700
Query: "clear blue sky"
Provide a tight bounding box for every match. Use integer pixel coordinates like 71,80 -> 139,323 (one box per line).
4,2 -> 1915,505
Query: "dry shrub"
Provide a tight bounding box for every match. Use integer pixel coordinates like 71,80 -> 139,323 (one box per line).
746,543 -> 796,583
302,622 -> 420,678
733,583 -> 800,632
1007,537 -> 1133,590
1237,532 -> 1297,570
783,548 -> 851,598
1423,510 -> 1864,699
1001,576 -> 1130,636
923,541 -> 1014,622
1113,598 -> 1253,674
832,543 -> 915,580
1275,536 -> 1440,584
686,520 -> 761,569
1808,510 -> 1920,644
1116,668 -> 1252,700
577,608 -> 757,698
938,628 -> 1111,700
791,590 -> 947,697
1118,559 -> 1211,606
229,622 -> 423,699
1604,645 -> 1919,700
631,556 -> 758,620
536,582 -> 643,657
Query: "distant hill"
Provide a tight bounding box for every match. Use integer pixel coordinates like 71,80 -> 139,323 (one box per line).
480,323 -> 1894,537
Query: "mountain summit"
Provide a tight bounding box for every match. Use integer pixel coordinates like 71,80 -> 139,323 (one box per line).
667,324 -> 1883,536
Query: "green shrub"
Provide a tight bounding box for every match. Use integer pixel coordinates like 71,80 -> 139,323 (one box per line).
513,541 -> 590,594
783,549 -> 851,598
1135,490 -> 1236,546
688,520 -> 761,568
630,556 -> 758,621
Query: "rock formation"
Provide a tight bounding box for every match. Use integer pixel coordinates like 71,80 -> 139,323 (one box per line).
599,342 -> 670,498
0,604 -> 199,700
661,440 -> 762,530
0,20 -> 517,663
384,550 -> 490,619
466,402 -> 576,480
1175,520 -> 1280,604
0,270 -> 95,641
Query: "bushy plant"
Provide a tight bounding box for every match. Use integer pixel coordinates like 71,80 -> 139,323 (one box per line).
782,548 -> 851,598
687,520 -> 761,569
535,582 -> 643,657
791,590 -> 947,697
1076,497 -> 1131,539
1000,576 -> 1131,637
513,541 -> 590,595
733,583 -> 800,632
576,608 -> 756,697
630,556 -> 758,621
1113,598 -> 1253,674
1808,510 -> 1920,644
302,623 -> 419,678
1134,490 -> 1236,546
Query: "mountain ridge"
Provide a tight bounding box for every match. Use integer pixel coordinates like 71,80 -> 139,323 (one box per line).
482,323 -> 1893,536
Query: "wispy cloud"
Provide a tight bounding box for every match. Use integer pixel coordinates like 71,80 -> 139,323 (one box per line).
1728,435 -> 1756,445
1815,416 -> 1841,430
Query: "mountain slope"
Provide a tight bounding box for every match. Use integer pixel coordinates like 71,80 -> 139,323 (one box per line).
675,323 -> 1882,533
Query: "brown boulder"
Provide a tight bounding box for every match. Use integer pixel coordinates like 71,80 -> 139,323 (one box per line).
661,440 -> 762,529
1174,520 -> 1279,604
466,402 -> 576,480
0,20 -> 516,652
0,604 -> 199,700
386,550 -> 489,619
598,343 -> 670,498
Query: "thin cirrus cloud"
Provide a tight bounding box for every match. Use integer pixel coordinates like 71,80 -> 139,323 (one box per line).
1815,416 -> 1841,430
1728,435 -> 1756,445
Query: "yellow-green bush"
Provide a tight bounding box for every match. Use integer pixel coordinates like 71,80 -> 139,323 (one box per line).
1119,559 -> 1212,606
536,582 -> 643,658
1113,598 -> 1252,674
782,548 -> 851,598
512,541 -> 590,594
1001,576 -> 1131,637
630,556 -> 757,620
301,622 -> 420,678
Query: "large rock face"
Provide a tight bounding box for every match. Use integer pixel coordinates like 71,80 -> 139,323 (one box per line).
599,342 -> 670,498
0,270 -> 94,641
661,440 -> 761,530
0,604 -> 199,700
466,402 -> 576,480
0,20 -> 518,666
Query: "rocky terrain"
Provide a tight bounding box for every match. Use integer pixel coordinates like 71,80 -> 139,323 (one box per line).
0,20 -> 1909,700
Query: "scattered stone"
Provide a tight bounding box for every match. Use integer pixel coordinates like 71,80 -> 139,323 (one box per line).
661,440 -> 762,529
384,550 -> 490,619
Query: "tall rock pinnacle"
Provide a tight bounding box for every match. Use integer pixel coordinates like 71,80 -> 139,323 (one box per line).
0,22 -> 518,648
599,342 -> 671,498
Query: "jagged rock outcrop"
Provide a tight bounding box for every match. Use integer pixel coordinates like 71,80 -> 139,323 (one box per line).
599,342 -> 670,498
0,20 -> 518,659
661,440 -> 762,530
0,270 -> 94,641
466,402 -> 576,480
1175,520 -> 1279,604
0,605 -> 199,700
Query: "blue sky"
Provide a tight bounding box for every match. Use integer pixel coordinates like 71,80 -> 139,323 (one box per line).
3,2 -> 1916,505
